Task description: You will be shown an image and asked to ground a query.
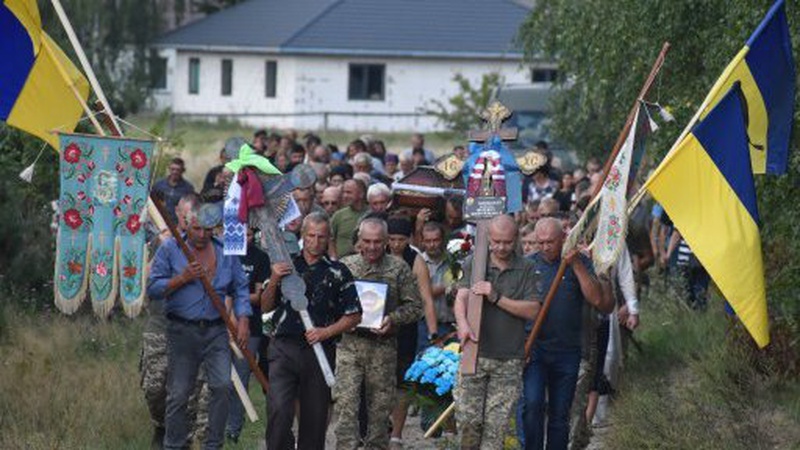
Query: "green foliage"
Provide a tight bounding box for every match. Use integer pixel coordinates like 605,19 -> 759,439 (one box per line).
423,73 -> 503,133
520,0 -> 800,354
192,0 -> 244,14
38,0 -> 165,116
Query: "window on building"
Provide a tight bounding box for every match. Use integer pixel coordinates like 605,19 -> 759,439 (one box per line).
348,64 -> 385,101
531,68 -> 559,83
188,58 -> 200,94
221,59 -> 233,96
265,60 -> 277,98
149,56 -> 167,90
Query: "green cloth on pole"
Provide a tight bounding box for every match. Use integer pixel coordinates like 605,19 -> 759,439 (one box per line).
225,144 -> 282,175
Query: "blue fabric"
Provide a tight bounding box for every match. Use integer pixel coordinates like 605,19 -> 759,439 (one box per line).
0,4 -> 35,119
527,252 -> 593,352
519,346 -> 582,450
148,237 -> 252,320
744,0 -> 795,174
692,85 -> 759,223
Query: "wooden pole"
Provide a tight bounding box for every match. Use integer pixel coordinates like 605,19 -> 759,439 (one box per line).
523,41 -> 670,360
424,42 -> 672,440
460,220 -> 489,374
150,197 -> 270,392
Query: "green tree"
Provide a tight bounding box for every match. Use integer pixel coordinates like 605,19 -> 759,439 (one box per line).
423,72 -> 503,133
519,0 -> 799,355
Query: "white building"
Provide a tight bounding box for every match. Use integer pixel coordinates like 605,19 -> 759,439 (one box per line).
151,0 -> 551,132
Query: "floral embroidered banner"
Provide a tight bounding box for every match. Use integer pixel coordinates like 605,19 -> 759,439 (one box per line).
55,133 -> 155,317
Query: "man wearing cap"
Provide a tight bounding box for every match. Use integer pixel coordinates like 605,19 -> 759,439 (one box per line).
148,202 -> 252,450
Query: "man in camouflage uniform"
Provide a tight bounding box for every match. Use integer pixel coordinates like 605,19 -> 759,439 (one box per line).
454,215 -> 540,450
334,217 -> 423,450
139,193 -> 210,448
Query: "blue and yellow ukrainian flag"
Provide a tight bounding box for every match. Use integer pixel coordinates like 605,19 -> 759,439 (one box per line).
1,0 -> 89,148
645,84 -> 768,347
697,0 -> 795,175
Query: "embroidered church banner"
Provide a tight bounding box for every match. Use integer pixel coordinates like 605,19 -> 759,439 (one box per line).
55,133 -> 155,317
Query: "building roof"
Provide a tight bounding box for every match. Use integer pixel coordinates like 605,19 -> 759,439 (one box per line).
154,0 -> 531,59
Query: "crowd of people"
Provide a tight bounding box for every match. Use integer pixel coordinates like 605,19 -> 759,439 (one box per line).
142,127 -> 700,449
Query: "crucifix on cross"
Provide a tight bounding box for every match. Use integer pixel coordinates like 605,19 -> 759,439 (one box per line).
459,101 -> 522,375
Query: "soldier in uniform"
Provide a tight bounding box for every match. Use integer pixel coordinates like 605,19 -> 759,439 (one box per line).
334,217 -> 423,450
454,215 -> 540,450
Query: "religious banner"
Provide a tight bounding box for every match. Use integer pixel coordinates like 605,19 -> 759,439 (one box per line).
54,132 -> 155,317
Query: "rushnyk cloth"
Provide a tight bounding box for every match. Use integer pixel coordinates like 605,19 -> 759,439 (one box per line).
54,133 -> 155,317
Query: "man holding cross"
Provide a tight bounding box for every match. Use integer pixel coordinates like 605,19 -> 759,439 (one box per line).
261,212 -> 362,450
454,214 -> 540,450
147,202 -> 252,450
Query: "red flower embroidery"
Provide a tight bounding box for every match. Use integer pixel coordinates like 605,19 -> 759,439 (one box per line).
125,177 -> 133,187
64,143 -> 81,164
115,163 -> 125,173
87,160 -> 96,170
63,209 -> 83,229
77,173 -> 86,183
126,214 -> 141,234
77,191 -> 86,200
123,266 -> 137,277
68,261 -> 83,274
130,149 -> 147,169
113,206 -> 123,217
122,195 -> 132,205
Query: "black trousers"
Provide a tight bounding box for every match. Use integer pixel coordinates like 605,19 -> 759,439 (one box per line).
266,336 -> 335,450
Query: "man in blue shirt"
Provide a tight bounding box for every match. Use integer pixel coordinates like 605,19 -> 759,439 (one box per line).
519,218 -> 610,450
151,157 -> 196,224
148,202 -> 251,450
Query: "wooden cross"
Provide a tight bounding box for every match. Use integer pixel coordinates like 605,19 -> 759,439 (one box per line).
460,101 -> 519,375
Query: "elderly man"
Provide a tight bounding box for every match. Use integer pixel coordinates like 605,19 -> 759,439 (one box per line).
148,203 -> 252,450
329,179 -> 367,259
262,212 -> 362,450
366,183 -> 392,214
335,218 -> 423,450
320,186 -> 342,216
519,218 -> 610,450
454,215 -> 539,450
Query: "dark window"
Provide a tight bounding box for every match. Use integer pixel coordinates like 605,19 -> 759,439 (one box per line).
221,59 -> 233,96
265,60 -> 277,98
348,64 -> 385,101
188,57 -> 200,94
149,56 -> 167,89
531,68 -> 558,83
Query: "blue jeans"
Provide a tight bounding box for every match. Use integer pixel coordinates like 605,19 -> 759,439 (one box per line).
164,321 -> 232,450
518,346 -> 581,450
226,335 -> 263,437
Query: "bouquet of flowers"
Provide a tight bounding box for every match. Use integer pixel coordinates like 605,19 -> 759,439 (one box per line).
404,343 -> 461,397
442,234 -> 472,306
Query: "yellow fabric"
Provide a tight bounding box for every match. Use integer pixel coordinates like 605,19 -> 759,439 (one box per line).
646,134 -> 769,347
6,32 -> 90,149
698,47 -> 768,173
5,0 -> 41,51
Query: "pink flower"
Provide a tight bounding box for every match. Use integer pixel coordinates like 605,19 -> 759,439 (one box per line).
77,191 -> 86,200
113,206 -> 123,217
122,195 -> 131,205
77,173 -> 86,183
115,163 -> 125,173
96,262 -> 108,277
125,178 -> 133,187
87,160 -> 96,170
88,205 -> 95,216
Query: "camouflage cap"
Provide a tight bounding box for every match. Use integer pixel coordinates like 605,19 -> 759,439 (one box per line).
196,202 -> 223,228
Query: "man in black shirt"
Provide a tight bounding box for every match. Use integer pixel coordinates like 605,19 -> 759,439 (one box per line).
225,227 -> 270,442
261,212 -> 362,450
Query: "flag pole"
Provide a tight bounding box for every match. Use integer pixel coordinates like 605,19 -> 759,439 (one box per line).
522,41 -> 670,359
49,0 -> 167,232
423,43 -> 672,439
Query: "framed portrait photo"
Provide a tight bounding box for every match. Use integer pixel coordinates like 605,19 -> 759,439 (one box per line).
355,280 -> 388,329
